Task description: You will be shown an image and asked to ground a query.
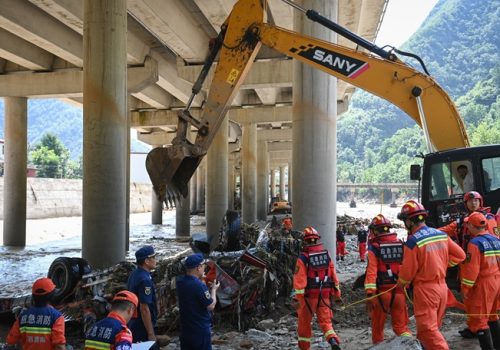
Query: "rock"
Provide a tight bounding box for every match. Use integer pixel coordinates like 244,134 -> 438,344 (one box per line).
256,318 -> 275,331
369,336 -> 423,350
246,328 -> 275,342
239,339 -> 254,348
156,335 -> 171,346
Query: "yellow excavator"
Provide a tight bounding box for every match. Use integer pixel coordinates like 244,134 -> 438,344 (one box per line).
146,0 -> 499,221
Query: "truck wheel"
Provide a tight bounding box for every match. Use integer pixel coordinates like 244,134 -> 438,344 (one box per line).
48,257 -> 80,304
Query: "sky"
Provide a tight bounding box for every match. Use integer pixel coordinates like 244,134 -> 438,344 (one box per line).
375,0 -> 439,47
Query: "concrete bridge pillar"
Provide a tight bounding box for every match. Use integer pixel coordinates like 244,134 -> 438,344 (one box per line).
270,169 -> 276,199
82,0 -> 127,269
176,187 -> 190,239
3,97 -> 27,246
390,189 -> 398,208
206,117 -> 228,247
151,145 -> 163,225
292,0 -> 338,258
241,123 -> 257,224
288,162 -> 292,203
257,141 -> 269,221
196,160 -> 206,211
228,154 -> 235,210
279,166 -> 286,200
190,172 -> 197,213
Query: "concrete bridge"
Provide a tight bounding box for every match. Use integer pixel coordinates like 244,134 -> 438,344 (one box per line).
0,0 -> 390,268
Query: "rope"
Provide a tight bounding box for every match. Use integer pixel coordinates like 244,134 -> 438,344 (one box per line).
339,285 -> 397,311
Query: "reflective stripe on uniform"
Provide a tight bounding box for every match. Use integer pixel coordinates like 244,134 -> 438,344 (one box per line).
485,250 -> 500,257
19,326 -> 52,335
462,278 -> 475,287
295,289 -> 305,295
364,283 -> 376,290
416,235 -> 448,248
324,329 -> 336,338
448,260 -> 458,267
298,336 -> 311,342
85,339 -> 112,350
400,332 -> 412,337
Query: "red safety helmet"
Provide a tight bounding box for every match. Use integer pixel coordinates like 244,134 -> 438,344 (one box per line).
303,226 -> 320,241
368,214 -> 392,234
113,290 -> 139,317
464,191 -> 483,207
397,200 -> 428,221
32,277 -> 56,296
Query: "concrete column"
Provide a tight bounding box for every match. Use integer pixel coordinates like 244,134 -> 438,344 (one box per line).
279,166 -> 286,200
293,0 -> 338,258
241,123 -> 257,223
257,141 -> 269,221
190,172 -> 197,213
390,189 -> 398,208
196,160 -> 206,211
151,144 -> 163,224
270,169 -> 276,199
206,117 -> 228,247
3,97 -> 27,246
288,162 -> 292,204
228,155 -> 235,210
176,187 -> 190,239
82,0 -> 127,269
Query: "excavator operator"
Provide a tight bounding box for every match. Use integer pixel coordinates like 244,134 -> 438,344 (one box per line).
293,226 -> 341,350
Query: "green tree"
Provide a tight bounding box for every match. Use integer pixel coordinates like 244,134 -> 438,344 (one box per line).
30,133 -> 71,178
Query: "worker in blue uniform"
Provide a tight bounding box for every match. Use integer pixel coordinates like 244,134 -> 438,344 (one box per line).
176,253 -> 220,350
127,245 -> 158,343
84,290 -> 138,350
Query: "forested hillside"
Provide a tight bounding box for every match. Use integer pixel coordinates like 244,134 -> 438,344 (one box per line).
337,0 -> 500,183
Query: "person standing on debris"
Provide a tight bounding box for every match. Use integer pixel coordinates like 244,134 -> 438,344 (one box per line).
6,277 -> 66,350
356,222 -> 368,262
364,214 -> 411,344
293,226 -> 341,350
397,200 -> 465,350
460,212 -> 500,350
127,245 -> 158,343
336,225 -> 346,261
176,253 -> 220,350
85,290 -> 138,350
283,214 -> 293,232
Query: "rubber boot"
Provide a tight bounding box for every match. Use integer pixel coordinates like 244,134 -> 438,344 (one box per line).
328,337 -> 341,350
459,327 -> 477,338
477,328 -> 494,350
488,321 -> 500,350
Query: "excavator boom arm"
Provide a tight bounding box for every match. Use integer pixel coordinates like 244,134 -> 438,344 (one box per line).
146,0 -> 469,202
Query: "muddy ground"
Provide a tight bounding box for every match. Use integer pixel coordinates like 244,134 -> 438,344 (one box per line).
0,203 -> 483,349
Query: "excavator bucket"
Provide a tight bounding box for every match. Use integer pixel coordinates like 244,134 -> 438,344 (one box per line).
146,142 -> 204,203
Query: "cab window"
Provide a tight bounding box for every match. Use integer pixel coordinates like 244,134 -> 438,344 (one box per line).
429,160 -> 473,200
482,157 -> 500,193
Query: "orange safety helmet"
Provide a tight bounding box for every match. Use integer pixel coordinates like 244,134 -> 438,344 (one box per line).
113,290 -> 139,317
32,277 -> 56,296
303,226 -> 320,241
368,214 -> 392,234
397,200 -> 428,221
464,191 -> 483,207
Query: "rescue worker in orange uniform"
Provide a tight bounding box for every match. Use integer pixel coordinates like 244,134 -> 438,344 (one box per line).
397,200 -> 465,350
439,190 -> 498,338
336,226 -> 347,261
440,191 -> 498,250
364,214 -> 411,344
85,290 -> 137,350
293,226 -> 341,350
460,212 -> 500,350
357,222 -> 368,262
6,277 -> 66,350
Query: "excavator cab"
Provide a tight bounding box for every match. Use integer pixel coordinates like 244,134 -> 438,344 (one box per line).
418,144 -> 500,227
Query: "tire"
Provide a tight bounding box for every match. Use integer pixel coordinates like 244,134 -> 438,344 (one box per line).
48,257 -> 81,304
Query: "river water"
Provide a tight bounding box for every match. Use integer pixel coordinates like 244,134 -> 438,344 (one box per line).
0,202 -> 402,297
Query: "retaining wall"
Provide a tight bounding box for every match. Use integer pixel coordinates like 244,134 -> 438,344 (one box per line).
0,178 -> 152,219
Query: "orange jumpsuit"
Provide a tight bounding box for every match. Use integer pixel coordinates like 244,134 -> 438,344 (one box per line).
398,225 -> 465,350
461,231 -> 500,332
364,233 -> 411,344
293,243 -> 340,349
